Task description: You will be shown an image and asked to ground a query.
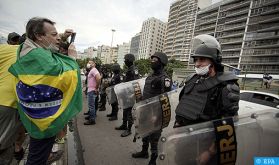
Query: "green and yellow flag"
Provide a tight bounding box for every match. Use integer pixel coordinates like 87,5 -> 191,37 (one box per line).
8,46 -> 82,139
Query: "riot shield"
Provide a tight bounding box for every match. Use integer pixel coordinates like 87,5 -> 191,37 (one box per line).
114,78 -> 146,110
133,88 -> 182,139
157,109 -> 279,165
105,86 -> 117,105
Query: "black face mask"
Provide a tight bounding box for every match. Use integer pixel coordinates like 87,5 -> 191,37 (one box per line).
113,70 -> 120,74
151,61 -> 162,71
124,60 -> 133,67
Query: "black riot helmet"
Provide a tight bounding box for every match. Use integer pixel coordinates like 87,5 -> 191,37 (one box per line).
124,54 -> 135,62
151,52 -> 168,66
112,63 -> 121,74
124,54 -> 135,67
191,34 -> 222,64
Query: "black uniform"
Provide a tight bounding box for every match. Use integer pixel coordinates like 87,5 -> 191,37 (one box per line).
99,71 -> 109,111
141,71 -> 171,156
119,65 -> 139,136
132,52 -> 171,165
174,72 -> 240,127
109,72 -> 121,119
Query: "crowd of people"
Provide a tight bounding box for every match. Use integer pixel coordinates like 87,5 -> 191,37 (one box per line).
0,17 -> 240,165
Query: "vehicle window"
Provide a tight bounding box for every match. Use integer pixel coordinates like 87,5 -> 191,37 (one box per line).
265,97 -> 279,108
240,92 -> 251,101
251,93 -> 278,108
252,93 -> 265,100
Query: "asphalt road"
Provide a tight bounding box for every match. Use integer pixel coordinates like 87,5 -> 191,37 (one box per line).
76,94 -> 149,165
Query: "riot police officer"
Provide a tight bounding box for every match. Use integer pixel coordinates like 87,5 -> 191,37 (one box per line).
132,52 -> 172,165
107,63 -> 122,121
174,34 -> 240,127
99,65 -> 109,111
115,54 -> 139,137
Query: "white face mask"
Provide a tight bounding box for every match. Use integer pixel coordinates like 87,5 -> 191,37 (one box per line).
195,64 -> 211,75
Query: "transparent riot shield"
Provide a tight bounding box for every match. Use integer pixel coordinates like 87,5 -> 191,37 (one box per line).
157,109 -> 279,165
133,88 -> 182,139
105,86 -> 117,104
114,78 -> 146,110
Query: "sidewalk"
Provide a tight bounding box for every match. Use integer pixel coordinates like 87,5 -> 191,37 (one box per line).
77,94 -> 149,165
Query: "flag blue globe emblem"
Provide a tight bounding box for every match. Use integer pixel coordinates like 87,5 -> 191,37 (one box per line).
16,81 -> 63,119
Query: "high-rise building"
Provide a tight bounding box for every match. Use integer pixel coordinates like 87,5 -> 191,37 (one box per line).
164,0 -> 211,64
110,47 -> 118,64
138,17 -> 167,59
194,0 -> 279,74
97,45 -> 111,64
84,47 -> 96,59
130,33 -> 141,60
117,42 -> 131,68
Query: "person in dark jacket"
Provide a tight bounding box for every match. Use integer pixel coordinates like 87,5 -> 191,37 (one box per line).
131,52 -> 172,165
115,54 -> 139,137
107,63 -> 122,121
174,34 -> 240,165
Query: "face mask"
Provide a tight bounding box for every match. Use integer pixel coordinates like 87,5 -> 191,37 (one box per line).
124,60 -> 133,67
151,61 -> 162,71
195,64 -> 211,75
86,63 -> 91,68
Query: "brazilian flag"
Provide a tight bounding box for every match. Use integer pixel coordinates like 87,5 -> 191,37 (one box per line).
8,45 -> 82,139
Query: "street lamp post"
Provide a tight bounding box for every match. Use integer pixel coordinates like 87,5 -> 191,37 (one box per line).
110,29 -> 116,64
111,29 -> 116,47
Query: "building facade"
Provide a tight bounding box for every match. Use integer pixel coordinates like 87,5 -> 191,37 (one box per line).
138,17 -> 167,59
193,0 -> 279,74
117,42 -> 131,68
130,33 -> 141,60
97,45 -> 111,64
164,0 -> 211,64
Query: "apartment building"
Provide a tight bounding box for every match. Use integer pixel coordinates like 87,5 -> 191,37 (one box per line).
97,45 -> 111,64
138,17 -> 167,59
164,0 -> 211,64
117,42 -> 131,68
130,32 -> 141,60
194,0 -> 279,74
84,47 -> 97,59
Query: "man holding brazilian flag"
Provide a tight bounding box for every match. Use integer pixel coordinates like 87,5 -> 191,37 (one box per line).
8,17 -> 82,165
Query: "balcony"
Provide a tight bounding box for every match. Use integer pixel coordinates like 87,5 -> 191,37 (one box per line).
222,24 -> 246,32
220,39 -> 243,45
195,24 -> 216,32
221,0 -> 250,12
252,0 -> 279,9
196,18 -> 216,26
250,6 -> 279,17
245,34 -> 279,41
220,0 -> 250,11
249,14 -> 279,24
257,25 -> 279,33
197,11 -> 218,20
224,16 -> 247,25
217,32 -> 243,39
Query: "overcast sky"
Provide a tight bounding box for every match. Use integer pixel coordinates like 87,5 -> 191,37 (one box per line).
0,0 -> 220,51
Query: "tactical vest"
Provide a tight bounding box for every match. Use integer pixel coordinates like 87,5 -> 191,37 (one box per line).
125,65 -> 139,82
175,72 -> 237,121
143,72 -> 170,100
110,74 -> 121,86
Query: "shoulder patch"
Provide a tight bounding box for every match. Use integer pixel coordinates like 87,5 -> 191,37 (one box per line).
165,78 -> 171,88
134,69 -> 138,75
